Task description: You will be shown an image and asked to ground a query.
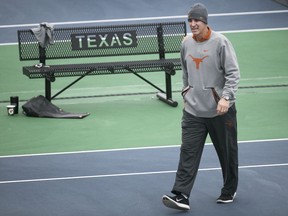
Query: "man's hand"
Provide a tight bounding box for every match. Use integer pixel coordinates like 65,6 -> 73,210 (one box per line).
217,98 -> 229,115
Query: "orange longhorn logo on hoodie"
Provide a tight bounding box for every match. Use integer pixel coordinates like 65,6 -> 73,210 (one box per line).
189,55 -> 208,70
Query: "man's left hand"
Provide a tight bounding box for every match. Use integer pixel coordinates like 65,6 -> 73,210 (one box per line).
217,98 -> 229,115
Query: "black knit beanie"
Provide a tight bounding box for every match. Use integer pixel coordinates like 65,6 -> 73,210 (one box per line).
188,3 -> 208,24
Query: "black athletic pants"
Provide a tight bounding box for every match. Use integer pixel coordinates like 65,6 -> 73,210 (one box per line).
172,104 -> 238,197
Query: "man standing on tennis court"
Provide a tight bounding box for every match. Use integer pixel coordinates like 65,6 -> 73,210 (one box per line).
162,3 -> 240,211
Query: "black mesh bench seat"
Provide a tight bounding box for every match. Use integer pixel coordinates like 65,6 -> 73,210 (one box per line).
23,58 -> 181,78
18,21 -> 187,107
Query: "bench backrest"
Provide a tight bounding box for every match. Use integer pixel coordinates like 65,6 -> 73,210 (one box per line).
18,22 -> 186,62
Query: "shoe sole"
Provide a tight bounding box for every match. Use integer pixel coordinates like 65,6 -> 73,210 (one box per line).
216,199 -> 234,203
162,195 -> 190,211
216,192 -> 236,204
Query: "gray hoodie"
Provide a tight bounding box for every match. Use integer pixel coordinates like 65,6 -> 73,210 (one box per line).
181,31 -> 240,118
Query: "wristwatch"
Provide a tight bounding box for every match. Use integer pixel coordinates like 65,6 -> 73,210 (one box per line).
222,95 -> 229,101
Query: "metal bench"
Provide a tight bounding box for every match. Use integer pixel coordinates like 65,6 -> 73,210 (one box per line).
18,22 -> 187,107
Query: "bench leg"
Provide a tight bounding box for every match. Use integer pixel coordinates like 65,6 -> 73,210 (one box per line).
157,92 -> 178,107
156,73 -> 178,107
125,66 -> 178,107
45,79 -> 52,101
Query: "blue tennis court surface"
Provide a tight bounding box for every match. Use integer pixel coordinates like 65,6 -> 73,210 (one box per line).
1,0 -> 288,215
0,139 -> 287,216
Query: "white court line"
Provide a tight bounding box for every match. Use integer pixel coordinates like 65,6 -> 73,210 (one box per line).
0,10 -> 287,29
0,138 -> 287,159
0,163 -> 287,185
1,27 -> 287,47
0,9 -> 287,46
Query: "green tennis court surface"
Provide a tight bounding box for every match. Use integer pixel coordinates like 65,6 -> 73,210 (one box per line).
0,30 -> 287,156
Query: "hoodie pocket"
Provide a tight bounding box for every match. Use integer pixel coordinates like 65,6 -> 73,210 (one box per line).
181,86 -> 191,98
211,87 -> 220,104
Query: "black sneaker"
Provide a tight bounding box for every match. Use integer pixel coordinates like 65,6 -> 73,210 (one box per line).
162,194 -> 190,210
216,192 -> 236,203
